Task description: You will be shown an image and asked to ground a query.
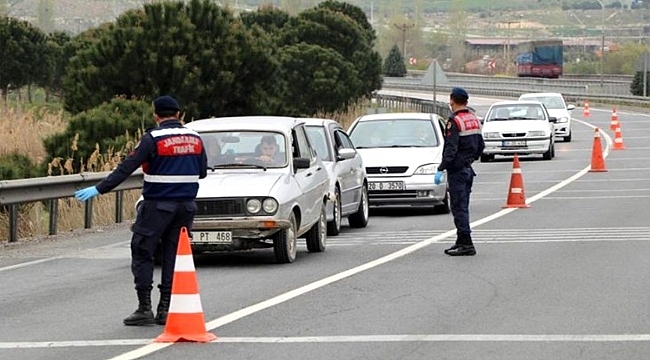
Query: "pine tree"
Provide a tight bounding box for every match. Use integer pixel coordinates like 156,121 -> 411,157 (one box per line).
630,71 -> 649,97
383,44 -> 406,77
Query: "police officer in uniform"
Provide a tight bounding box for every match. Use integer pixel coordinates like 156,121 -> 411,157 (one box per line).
435,88 -> 484,256
75,95 -> 208,325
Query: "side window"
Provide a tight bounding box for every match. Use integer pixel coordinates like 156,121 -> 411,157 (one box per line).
335,130 -> 354,150
293,126 -> 314,160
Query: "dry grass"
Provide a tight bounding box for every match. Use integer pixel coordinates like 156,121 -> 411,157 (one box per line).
0,104 -> 140,243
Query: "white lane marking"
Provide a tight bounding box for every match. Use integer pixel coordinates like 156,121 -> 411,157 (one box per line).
0,257 -> 62,273
4,333 -> 650,349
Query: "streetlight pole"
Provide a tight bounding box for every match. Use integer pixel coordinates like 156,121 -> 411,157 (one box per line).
394,23 -> 415,62
596,0 -> 605,87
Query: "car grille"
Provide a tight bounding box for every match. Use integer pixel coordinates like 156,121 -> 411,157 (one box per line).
366,166 -> 409,174
502,132 -> 527,138
196,199 -> 245,217
369,190 -> 418,199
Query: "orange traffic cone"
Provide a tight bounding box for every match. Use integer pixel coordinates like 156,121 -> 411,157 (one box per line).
609,106 -> 619,130
583,100 -> 590,118
155,227 -> 216,343
613,124 -> 625,150
502,154 -> 530,208
589,128 -> 607,172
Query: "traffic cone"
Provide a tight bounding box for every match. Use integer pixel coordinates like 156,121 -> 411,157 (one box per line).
589,128 -> 607,172
155,227 -> 216,343
502,154 -> 530,208
583,100 -> 590,118
612,124 -> 625,150
609,106 -> 619,130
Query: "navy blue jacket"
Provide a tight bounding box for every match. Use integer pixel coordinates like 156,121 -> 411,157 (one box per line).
96,120 -> 208,201
438,109 -> 485,172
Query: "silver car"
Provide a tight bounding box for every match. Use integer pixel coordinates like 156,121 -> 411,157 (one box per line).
303,118 -> 369,236
347,112 -> 450,214
185,116 -> 329,263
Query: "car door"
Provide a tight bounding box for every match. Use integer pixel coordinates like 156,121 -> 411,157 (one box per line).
292,125 -> 326,232
333,129 -> 364,214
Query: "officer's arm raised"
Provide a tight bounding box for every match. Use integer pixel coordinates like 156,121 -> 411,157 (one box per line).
95,135 -> 154,194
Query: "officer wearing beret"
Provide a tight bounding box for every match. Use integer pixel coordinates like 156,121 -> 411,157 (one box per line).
435,88 -> 484,256
75,95 -> 208,325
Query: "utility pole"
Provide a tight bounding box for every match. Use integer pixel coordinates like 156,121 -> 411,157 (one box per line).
501,21 -> 518,75
394,23 -> 415,61
596,0 -> 605,87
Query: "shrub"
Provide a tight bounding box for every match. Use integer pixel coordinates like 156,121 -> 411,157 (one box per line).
0,152 -> 40,180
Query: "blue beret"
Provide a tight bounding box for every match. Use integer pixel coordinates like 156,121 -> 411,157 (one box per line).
153,95 -> 180,113
450,87 -> 469,99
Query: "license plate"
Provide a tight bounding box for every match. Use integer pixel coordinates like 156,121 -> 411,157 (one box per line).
369,181 -> 404,191
502,140 -> 527,147
192,231 -> 232,244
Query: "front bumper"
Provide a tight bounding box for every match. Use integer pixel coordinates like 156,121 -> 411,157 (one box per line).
367,174 -> 447,206
553,123 -> 571,137
483,138 -> 551,155
190,217 -> 291,251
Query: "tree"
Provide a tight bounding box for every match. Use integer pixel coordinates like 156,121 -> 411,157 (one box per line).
0,17 -> 47,103
630,71 -> 649,96
383,44 -> 407,77
62,0 -> 279,119
277,43 -> 360,116
448,0 -> 468,73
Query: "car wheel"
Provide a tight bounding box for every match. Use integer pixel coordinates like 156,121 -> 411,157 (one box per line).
326,187 -> 341,236
348,184 -> 369,228
480,154 -> 494,162
273,212 -> 297,263
564,131 -> 572,142
433,189 -> 451,214
543,143 -> 553,160
306,203 -> 327,252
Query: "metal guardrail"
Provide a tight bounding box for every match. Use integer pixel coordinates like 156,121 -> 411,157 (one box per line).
0,171 -> 143,242
382,79 -> 650,107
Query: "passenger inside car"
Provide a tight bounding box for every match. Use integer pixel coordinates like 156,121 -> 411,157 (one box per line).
255,135 -> 284,166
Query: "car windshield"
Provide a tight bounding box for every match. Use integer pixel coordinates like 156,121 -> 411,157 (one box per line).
305,126 -> 332,162
487,105 -> 547,121
519,95 -> 565,109
199,131 -> 288,168
349,119 -> 440,148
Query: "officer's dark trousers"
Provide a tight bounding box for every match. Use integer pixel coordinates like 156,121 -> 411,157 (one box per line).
447,166 -> 476,246
130,200 -> 197,293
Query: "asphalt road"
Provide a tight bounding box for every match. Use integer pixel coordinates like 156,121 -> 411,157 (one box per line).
1,93 -> 649,360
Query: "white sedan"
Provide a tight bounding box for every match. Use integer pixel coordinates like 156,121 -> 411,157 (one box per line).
518,92 -> 575,142
303,118 -> 369,236
481,100 -> 557,162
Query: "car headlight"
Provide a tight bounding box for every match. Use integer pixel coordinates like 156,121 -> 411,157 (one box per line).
483,132 -> 500,139
414,164 -> 438,175
528,131 -> 546,137
557,117 -> 569,123
262,198 -> 278,214
246,199 -> 262,214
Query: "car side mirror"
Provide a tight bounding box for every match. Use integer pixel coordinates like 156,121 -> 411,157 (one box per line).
337,148 -> 356,161
549,117 -> 558,123
293,157 -> 311,169
567,104 -> 575,111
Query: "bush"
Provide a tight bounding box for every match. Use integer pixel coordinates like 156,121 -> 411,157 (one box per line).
42,97 -> 155,174
383,44 -> 407,77
0,152 -> 40,180
631,71 -> 649,97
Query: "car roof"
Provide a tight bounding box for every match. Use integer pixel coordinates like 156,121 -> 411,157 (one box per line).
519,92 -> 563,98
356,112 -> 436,121
300,117 -> 339,127
490,100 -> 545,107
185,116 -> 303,134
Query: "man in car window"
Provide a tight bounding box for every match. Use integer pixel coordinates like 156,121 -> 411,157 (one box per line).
256,135 -> 283,165
436,87 -> 485,256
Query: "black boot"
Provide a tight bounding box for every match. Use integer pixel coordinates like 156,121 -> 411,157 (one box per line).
154,291 -> 171,325
123,291 -> 154,326
444,233 -> 476,256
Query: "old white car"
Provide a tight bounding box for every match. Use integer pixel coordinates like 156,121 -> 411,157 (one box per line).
481,100 -> 557,162
347,112 -> 450,214
182,116 -> 329,263
302,118 -> 369,236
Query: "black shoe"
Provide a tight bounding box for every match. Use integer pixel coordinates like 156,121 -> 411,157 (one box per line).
444,245 -> 476,256
123,309 -> 154,326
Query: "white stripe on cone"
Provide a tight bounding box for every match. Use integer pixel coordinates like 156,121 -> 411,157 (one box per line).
511,188 -> 523,194
169,294 -> 204,313
174,255 -> 196,272
512,168 -> 522,174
